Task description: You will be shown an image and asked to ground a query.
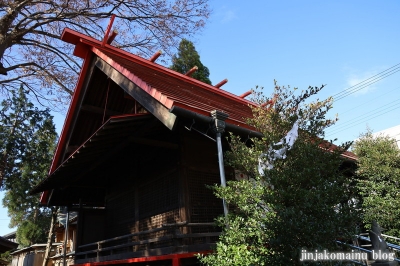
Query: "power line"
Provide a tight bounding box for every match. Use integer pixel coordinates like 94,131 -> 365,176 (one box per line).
332,63 -> 400,101
328,98 -> 400,133
334,69 -> 400,101
324,65 -> 400,138
327,102 -> 400,136
339,86 -> 400,115
326,104 -> 400,137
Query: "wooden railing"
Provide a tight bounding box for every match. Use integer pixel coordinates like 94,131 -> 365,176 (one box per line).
75,222 -> 220,263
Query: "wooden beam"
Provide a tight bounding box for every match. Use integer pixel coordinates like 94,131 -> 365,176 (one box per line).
107,30 -> 118,45
149,50 -> 162,62
102,15 -> 116,47
81,104 -> 122,116
94,57 -> 177,130
52,54 -> 97,172
129,137 -> 179,149
66,145 -> 79,154
214,79 -> 228,88
185,66 -> 198,77
60,118 -> 161,190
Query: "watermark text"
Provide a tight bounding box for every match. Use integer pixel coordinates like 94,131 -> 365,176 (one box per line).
300,249 -> 395,262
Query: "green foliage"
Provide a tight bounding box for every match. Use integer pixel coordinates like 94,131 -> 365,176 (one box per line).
200,82 -> 360,265
16,219 -> 50,247
353,131 -> 400,238
0,251 -> 11,263
170,39 -> 211,84
0,86 -> 57,247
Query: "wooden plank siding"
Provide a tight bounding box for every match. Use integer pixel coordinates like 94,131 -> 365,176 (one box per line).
74,125 -> 228,263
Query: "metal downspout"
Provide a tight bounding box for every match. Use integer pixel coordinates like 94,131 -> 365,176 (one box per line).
63,207 -> 69,266
170,106 -> 261,218
211,110 -> 229,217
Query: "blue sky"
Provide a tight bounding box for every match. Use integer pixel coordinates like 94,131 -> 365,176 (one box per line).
197,0 -> 400,143
1,0 -> 400,236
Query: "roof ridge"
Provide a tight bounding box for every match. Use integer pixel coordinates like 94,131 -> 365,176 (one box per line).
62,27 -> 257,108
92,47 -> 174,109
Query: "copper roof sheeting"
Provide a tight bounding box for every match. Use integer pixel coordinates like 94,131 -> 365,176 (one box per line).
93,47 -> 254,127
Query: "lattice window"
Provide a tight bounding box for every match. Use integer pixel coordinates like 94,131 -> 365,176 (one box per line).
139,171 -> 179,220
106,187 -> 135,238
137,209 -> 179,249
187,170 -> 223,223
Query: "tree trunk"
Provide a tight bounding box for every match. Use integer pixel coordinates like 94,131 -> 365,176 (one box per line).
0,3 -> 19,75
42,207 -> 58,266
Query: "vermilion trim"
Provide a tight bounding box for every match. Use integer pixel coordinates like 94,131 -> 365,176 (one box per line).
61,27 -> 256,108
102,15 -> 116,47
39,191 -> 48,205
40,48 -> 93,205
72,251 -> 212,266
92,47 -> 253,130
92,47 -> 175,109
89,40 -> 256,107
61,28 -> 102,49
49,53 -> 92,172
49,114 -> 150,179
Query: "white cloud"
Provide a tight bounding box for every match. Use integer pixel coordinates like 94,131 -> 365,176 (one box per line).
214,5 -> 238,23
343,68 -> 385,96
221,10 -> 238,23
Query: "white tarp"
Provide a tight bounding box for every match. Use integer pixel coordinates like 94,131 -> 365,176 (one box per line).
258,120 -> 299,175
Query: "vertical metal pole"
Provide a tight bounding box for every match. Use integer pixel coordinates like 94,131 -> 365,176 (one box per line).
211,110 -> 230,218
216,132 -> 229,217
63,206 -> 69,266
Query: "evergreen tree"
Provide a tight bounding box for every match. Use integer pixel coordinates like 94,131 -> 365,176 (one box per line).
0,251 -> 12,264
0,86 -> 57,246
200,82 -> 359,265
353,131 -> 400,238
170,39 -> 212,84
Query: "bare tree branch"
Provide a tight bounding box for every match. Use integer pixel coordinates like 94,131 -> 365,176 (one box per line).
0,0 -> 210,109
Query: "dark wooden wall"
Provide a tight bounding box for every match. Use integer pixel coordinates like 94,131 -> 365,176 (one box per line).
77,208 -> 106,246
103,140 -> 181,240
77,124 -> 229,247
180,128 -> 226,225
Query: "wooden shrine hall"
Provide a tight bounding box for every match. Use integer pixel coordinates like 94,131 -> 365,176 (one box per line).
31,17 -> 264,266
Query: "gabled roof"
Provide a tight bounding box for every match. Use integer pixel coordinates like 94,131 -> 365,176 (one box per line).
0,236 -> 18,253
49,28 -> 258,178
2,231 -> 16,240
38,26 -> 356,205
62,27 -> 256,126
38,27 -> 262,205
93,47 -> 253,124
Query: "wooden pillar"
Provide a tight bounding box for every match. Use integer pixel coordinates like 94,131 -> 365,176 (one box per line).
172,255 -> 182,266
63,207 -> 70,266
178,128 -> 190,235
134,152 -> 140,251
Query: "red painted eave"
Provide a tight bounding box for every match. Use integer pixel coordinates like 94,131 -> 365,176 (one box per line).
40,43 -> 94,205
41,27 -> 260,204
62,28 -> 102,47
91,41 -> 255,107
92,47 -> 254,128
341,151 -> 358,161
319,141 -> 357,162
62,27 -> 256,109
